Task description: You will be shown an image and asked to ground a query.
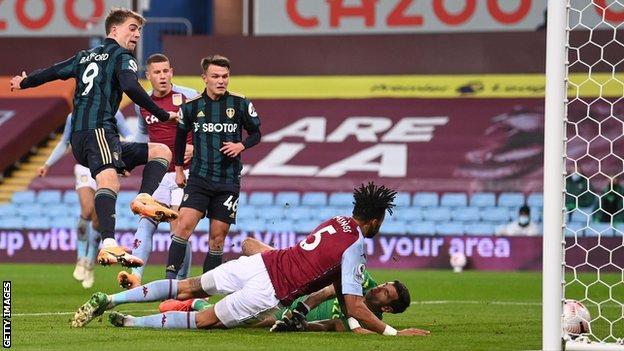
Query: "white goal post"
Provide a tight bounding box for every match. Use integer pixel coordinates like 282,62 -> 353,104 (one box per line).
544,1 -> 624,351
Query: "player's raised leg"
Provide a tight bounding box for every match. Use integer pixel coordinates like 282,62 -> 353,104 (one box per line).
130,142 -> 177,222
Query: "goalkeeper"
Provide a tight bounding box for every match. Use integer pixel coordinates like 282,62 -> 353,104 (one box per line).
159,238 -> 430,335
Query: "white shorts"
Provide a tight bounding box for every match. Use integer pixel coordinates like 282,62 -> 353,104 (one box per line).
200,254 -> 281,328
152,169 -> 188,207
74,164 -> 96,190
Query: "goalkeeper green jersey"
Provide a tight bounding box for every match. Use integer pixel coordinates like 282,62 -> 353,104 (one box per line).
274,270 -> 382,329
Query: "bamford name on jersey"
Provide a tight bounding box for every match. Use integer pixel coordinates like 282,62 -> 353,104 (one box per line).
193,122 -> 238,133
79,53 -> 109,64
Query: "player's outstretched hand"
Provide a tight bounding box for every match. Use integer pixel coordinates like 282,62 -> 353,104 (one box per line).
168,111 -> 179,122
10,71 -> 26,91
175,166 -> 187,188
37,165 -> 49,177
397,328 -> 431,336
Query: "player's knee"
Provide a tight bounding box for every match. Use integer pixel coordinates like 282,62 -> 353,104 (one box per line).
150,143 -> 172,162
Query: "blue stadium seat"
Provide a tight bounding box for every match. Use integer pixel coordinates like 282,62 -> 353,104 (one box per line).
394,192 -> 411,207
527,192 -> 544,207
286,207 -> 314,221
18,204 -> 43,217
615,223 -> 624,236
315,206 -> 341,222
380,221 -> 407,235
236,206 -> 257,221
249,192 -> 274,206
37,190 -> 62,205
46,204 -> 69,218
257,206 -> 285,221
118,191 -> 138,206
424,207 -> 451,222
498,192 -> 525,207
530,206 -> 543,222
242,219 -> 267,232
293,220 -> 316,234
451,207 -> 481,222
435,222 -> 464,236
0,205 -> 16,217
23,217 -> 50,229
271,219 -> 295,233
392,207 -> 422,222
407,221 -> 435,235
412,192 -> 438,207
440,192 -> 467,207
238,192 -> 248,206
0,217 -> 23,229
301,192 -> 327,206
115,217 -> 136,231
328,192 -> 353,206
570,209 -> 591,224
565,222 -> 584,237
585,222 -> 615,237
195,219 -> 210,232
275,192 -> 301,207
481,207 -> 511,222
464,222 -> 495,236
63,191 -> 79,205
54,217 -> 77,229
470,192 -> 496,207
12,191 -> 35,204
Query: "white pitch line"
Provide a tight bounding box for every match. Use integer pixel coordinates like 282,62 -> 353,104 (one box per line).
411,300 -> 541,306
12,309 -> 155,317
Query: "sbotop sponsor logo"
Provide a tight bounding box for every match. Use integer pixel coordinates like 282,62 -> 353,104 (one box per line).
2,281 -> 10,348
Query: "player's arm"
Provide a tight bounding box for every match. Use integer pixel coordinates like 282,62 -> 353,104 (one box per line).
116,53 -> 172,122
305,319 -> 347,332
39,114 -> 72,177
13,56 -> 76,90
221,99 -> 261,157
303,285 -> 336,311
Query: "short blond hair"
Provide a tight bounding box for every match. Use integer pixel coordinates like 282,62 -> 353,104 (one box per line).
105,7 -> 145,34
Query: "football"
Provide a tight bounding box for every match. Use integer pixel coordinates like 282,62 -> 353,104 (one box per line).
563,299 -> 591,338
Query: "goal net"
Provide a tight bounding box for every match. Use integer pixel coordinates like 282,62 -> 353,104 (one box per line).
544,1 -> 624,350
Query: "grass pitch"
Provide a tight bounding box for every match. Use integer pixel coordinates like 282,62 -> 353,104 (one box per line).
2,264 -> 549,351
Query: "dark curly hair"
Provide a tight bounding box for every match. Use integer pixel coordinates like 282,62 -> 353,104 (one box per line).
351,182 -> 397,221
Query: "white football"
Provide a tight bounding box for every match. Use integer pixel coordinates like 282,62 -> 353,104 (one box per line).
563,299 -> 591,338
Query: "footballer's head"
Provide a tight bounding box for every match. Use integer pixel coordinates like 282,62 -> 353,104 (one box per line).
365,280 -> 411,314
352,182 -> 396,238
200,55 -> 231,99
145,54 -> 173,96
105,8 -> 145,51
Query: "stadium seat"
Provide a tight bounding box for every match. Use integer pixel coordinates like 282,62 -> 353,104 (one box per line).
470,192 -> 496,207
301,192 -> 327,206
248,192 -> 274,206
54,217 -> 77,229
315,206 -> 341,221
584,222 -> 615,237
451,207 -> 481,222
242,219 -> 267,232
0,205 -> 17,217
328,192 -> 353,206
0,217 -> 23,229
379,221 -> 407,235
392,207 -> 422,222
236,206 -> 257,221
257,206 -> 285,221
118,191 -> 138,206
424,207 -> 451,222
394,192 -> 411,207
115,217 -> 136,231
464,222 -> 495,236
23,217 -> 51,229
46,204 -> 69,218
271,219 -> 295,233
18,204 -> 43,217
497,192 -> 525,207
407,221 -> 435,235
565,222 -> 584,237
527,192 -> 544,207
62,191 -> 79,205
238,192 -> 248,206
570,209 -> 591,224
440,192 -> 468,207
195,219 -> 210,232
412,192 -> 438,207
481,207 -> 511,222
286,207 -> 314,221
435,222 -> 464,236
275,191 -> 301,207
37,190 -> 62,205
11,191 -> 36,204
530,206 -> 543,222
294,219 -> 316,233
